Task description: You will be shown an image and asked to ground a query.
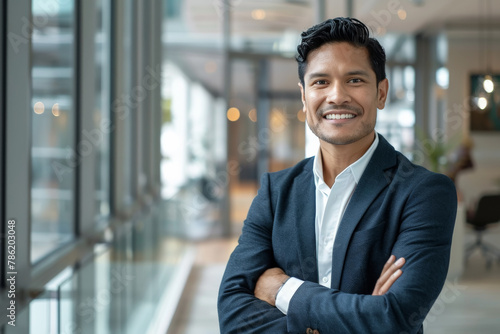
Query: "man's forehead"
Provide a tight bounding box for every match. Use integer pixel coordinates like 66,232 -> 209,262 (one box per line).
307,42 -> 369,60
304,43 -> 374,77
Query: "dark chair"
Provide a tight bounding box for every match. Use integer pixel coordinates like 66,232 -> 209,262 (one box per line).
465,193 -> 500,268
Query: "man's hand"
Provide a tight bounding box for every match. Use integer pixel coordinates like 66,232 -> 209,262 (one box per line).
254,268 -> 290,306
372,255 -> 405,296
255,255 -> 404,306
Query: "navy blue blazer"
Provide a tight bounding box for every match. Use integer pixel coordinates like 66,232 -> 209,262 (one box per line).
218,134 -> 457,334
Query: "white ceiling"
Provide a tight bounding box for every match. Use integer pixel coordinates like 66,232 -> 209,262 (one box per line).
181,0 -> 500,36
166,0 -> 500,97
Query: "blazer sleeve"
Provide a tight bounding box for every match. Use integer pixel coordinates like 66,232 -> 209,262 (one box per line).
286,172 -> 457,334
217,173 -> 288,334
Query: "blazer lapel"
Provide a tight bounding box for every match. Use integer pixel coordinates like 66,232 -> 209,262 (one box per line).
294,159 -> 319,283
330,135 -> 397,289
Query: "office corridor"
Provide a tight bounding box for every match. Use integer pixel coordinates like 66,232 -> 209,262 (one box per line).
2,1 -> 500,332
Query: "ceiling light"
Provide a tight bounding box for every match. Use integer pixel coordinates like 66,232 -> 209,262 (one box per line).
251,9 -> 266,20
398,9 -> 407,20
227,107 -> 240,122
52,103 -> 60,117
248,108 -> 257,122
477,97 -> 488,110
34,101 -> 45,115
483,75 -> 494,93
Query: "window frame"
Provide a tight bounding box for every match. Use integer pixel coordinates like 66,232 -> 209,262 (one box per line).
2,0 -> 33,320
0,0 -> 5,290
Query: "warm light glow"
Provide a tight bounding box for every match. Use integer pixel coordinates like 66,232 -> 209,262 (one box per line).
251,9 -> 266,20
398,9 -> 407,20
52,103 -> 60,117
34,101 -> 45,114
227,107 -> 240,122
297,110 -> 306,122
248,108 -> 257,122
270,108 -> 287,132
483,76 -> 494,93
478,97 -> 488,110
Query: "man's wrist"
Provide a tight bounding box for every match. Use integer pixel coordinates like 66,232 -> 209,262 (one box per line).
275,276 -> 291,301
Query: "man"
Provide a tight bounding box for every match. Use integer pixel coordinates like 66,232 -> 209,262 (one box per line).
218,17 -> 457,334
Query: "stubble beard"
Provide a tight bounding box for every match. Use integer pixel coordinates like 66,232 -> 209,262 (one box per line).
307,104 -> 375,145
307,114 -> 375,146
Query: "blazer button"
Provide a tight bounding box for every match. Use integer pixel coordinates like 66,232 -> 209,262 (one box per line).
306,328 -> 313,334
313,330 -> 320,334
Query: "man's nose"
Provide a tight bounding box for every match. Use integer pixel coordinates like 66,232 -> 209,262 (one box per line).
325,82 -> 351,104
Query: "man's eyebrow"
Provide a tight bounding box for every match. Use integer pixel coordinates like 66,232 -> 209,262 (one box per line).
307,70 -> 372,80
346,70 -> 371,77
307,72 -> 330,80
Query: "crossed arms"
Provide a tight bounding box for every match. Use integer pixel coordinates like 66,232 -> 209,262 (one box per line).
218,170 -> 457,334
254,255 -> 405,308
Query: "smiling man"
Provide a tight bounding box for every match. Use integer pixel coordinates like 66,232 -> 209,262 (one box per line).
218,17 -> 457,334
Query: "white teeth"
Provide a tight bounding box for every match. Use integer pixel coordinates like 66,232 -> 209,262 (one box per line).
325,114 -> 355,120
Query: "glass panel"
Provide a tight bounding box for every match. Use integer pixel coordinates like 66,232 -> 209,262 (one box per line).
268,98 -> 306,172
376,65 -> 415,157
29,267 -> 73,333
31,0 -> 76,263
29,291 -> 54,333
231,59 -> 258,183
95,0 -> 111,221
161,58 -> 226,238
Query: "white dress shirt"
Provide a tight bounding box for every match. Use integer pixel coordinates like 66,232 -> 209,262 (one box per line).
276,133 -> 379,315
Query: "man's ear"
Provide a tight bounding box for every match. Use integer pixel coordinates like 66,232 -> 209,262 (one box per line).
377,78 -> 389,110
298,82 -> 306,112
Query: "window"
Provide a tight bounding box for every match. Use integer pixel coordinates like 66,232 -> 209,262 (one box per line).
95,0 -> 112,221
31,0 -> 76,263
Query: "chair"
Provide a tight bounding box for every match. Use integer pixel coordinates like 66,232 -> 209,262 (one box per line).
465,193 -> 500,268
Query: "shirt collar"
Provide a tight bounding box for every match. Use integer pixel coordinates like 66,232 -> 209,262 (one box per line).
313,132 -> 379,186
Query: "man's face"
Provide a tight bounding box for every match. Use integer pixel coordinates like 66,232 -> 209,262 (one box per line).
299,42 -> 388,146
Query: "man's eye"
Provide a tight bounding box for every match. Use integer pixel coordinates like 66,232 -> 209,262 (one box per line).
349,78 -> 363,83
314,80 -> 328,85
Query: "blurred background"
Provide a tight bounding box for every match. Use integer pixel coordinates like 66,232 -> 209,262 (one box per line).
1,0 -> 500,333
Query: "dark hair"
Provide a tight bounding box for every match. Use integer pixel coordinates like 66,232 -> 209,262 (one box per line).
296,17 -> 386,86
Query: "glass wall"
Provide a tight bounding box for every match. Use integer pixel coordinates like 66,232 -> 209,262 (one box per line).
161,60 -> 226,239
377,34 -> 417,157
162,0 -> 227,237
1,0 -> 170,332
268,98 -> 306,172
31,0 -> 76,263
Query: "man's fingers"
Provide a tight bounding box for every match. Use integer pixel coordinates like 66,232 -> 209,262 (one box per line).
377,269 -> 403,295
372,256 -> 405,295
380,255 -> 396,276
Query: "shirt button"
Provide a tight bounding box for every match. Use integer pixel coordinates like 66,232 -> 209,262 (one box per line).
322,276 -> 329,283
